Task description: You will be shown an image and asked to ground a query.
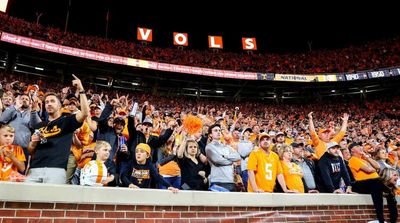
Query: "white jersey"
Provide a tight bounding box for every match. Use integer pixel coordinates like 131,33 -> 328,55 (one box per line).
80,160 -> 107,186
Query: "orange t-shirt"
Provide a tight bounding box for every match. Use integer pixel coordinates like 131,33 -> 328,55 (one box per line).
310,130 -> 345,159
0,145 -> 26,181
247,148 -> 282,192
77,142 -> 96,169
281,161 -> 304,193
348,156 -> 379,181
71,121 -> 93,161
285,137 -> 294,146
249,133 -> 258,143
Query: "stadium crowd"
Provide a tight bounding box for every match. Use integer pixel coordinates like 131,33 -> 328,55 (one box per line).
0,71 -> 399,222
1,13 -> 400,74
1,12 -> 400,222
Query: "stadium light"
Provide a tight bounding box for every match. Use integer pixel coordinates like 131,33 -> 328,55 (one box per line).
131,82 -> 139,86
216,90 -> 223,94
0,0 -> 8,13
35,67 -> 44,71
331,90 -> 335,93
107,77 -> 113,87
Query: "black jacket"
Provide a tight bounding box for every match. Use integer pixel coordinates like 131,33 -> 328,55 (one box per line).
125,116 -> 173,164
96,103 -> 120,166
318,152 -> 351,193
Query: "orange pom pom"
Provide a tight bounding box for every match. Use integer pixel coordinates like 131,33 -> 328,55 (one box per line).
183,115 -> 203,135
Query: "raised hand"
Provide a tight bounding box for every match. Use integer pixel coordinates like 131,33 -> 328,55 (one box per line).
168,119 -> 178,129
110,99 -> 120,107
72,74 -> 84,92
342,113 -> 349,121
120,144 -> 128,153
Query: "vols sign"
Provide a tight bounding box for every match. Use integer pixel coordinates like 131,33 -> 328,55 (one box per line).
173,32 -> 188,46
0,0 -> 8,12
242,38 -> 257,50
137,27 -> 153,42
208,36 -> 223,49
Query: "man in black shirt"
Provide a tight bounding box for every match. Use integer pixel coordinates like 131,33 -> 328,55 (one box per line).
318,142 -> 353,193
26,74 -> 89,184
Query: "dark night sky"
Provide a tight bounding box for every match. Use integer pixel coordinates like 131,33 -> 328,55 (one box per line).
6,0 -> 400,53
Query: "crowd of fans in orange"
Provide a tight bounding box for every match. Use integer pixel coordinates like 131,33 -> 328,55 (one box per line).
1,12 -> 400,222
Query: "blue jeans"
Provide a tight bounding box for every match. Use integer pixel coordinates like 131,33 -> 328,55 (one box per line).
241,170 -> 248,192
159,176 -> 181,189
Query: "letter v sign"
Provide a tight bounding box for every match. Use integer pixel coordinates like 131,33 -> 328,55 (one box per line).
137,27 -> 153,42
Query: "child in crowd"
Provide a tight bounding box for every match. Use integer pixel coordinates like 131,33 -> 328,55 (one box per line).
122,143 -> 179,193
80,141 -> 114,186
0,124 -> 26,181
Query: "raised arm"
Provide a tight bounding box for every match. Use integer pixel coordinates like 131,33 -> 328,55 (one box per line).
308,112 -> 316,133
177,132 -> 187,159
72,74 -> 89,123
85,116 -> 97,132
339,113 -> 349,133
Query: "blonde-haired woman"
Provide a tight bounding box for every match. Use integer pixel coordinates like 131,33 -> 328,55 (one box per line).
278,145 -> 302,193
176,132 -> 208,190
157,132 -> 181,189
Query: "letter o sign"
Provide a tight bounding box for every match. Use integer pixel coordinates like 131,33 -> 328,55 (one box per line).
173,32 -> 188,46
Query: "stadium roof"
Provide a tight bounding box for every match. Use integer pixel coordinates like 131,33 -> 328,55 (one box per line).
7,1 -> 400,53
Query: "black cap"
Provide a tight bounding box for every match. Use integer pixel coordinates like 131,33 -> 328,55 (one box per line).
243,128 -> 252,134
113,117 -> 126,125
348,142 -> 360,151
66,93 -> 77,100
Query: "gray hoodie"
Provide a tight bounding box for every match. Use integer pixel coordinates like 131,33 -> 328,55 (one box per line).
206,140 -> 240,183
0,106 -> 41,148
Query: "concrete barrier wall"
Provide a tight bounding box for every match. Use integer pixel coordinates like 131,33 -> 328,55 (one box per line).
0,182 -> 398,222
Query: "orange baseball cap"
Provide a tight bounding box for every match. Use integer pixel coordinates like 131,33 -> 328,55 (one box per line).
318,129 -> 331,135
